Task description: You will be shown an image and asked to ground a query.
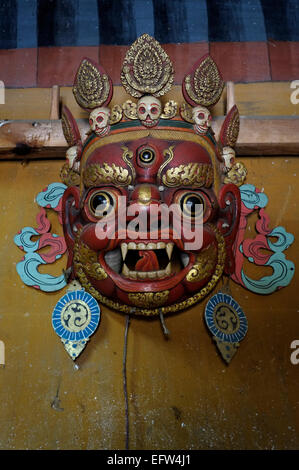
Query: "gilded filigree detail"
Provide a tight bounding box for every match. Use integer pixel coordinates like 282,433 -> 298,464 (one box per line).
83,162 -> 132,187
73,59 -> 111,109
61,113 -> 76,146
157,146 -> 174,182
60,162 -> 80,186
122,100 -> 138,120
161,100 -> 178,119
224,162 -> 247,187
121,146 -> 136,181
128,291 -> 169,308
74,238 -> 107,281
184,56 -> 224,107
121,34 -> 174,98
179,103 -> 193,123
162,163 -> 214,188
110,104 -> 123,125
186,244 -> 217,282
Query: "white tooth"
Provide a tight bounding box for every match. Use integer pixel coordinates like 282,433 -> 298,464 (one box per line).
147,243 -> 156,250
129,271 -> 137,279
122,264 -> 129,277
121,243 -> 128,260
180,253 -> 190,268
157,270 -> 165,278
157,242 -> 165,249
166,243 -> 174,259
128,242 -> 136,250
137,272 -> 147,279
148,271 -> 157,279
138,243 -> 146,250
166,263 -> 171,275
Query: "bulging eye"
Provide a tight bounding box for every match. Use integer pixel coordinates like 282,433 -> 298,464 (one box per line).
139,106 -> 146,114
96,116 -> 104,123
151,106 -> 158,115
197,112 -> 205,119
179,193 -> 205,218
89,191 -> 115,218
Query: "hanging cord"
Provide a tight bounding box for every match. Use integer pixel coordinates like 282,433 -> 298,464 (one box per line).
122,314 -> 130,450
159,308 -> 170,337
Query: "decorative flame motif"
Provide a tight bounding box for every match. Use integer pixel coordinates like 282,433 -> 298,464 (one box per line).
73,58 -> 113,109
121,34 -> 174,98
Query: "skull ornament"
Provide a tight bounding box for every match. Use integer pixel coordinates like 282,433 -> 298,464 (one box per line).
222,146 -> 236,170
66,145 -> 80,172
89,107 -> 111,137
137,96 -> 162,128
192,106 -> 212,135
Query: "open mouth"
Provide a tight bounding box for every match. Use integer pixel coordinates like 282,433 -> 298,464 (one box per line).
104,241 -> 190,281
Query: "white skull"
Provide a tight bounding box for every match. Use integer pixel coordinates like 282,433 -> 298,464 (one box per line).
192,106 -> 211,134
66,145 -> 79,171
222,146 -> 236,169
89,107 -> 111,136
137,96 -> 162,127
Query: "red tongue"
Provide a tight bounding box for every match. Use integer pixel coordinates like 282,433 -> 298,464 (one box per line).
135,250 -> 159,271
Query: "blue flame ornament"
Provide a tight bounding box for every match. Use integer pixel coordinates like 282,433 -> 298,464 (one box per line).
52,283 -> 100,360
205,293 -> 248,363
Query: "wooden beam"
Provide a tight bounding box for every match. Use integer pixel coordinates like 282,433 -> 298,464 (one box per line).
0,116 -> 299,160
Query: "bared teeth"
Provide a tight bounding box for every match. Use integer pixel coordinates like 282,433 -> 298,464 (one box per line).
166,243 -> 174,259
121,243 -> 128,260
121,263 -> 173,280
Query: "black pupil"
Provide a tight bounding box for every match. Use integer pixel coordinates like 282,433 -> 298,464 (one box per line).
91,193 -> 111,215
140,149 -> 154,163
182,195 -> 203,216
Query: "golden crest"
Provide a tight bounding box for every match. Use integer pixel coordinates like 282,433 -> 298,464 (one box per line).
121,34 -> 174,98
73,58 -> 112,109
183,55 -> 224,107
219,104 -> 240,147
186,245 -> 217,282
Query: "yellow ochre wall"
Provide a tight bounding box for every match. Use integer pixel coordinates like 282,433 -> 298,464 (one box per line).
0,85 -> 299,450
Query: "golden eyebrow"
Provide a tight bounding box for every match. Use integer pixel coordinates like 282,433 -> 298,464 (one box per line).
161,163 -> 214,188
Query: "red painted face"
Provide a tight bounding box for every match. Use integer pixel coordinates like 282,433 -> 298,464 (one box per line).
62,136 -> 241,315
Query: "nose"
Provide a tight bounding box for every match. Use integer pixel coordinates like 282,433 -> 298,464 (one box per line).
130,184 -> 161,206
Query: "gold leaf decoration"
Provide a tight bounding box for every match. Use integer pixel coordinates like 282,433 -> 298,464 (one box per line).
60,163 -> 80,186
110,104 -> 123,124
73,58 -> 112,109
219,105 -> 240,147
179,103 -> 194,123
224,162 -> 247,187
161,100 -> 178,119
61,105 -> 81,146
121,34 -> 174,98
183,55 -> 224,107
128,291 -> 169,308
122,100 -> 138,120
162,163 -> 214,188
186,245 -> 217,282
83,162 -> 132,187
